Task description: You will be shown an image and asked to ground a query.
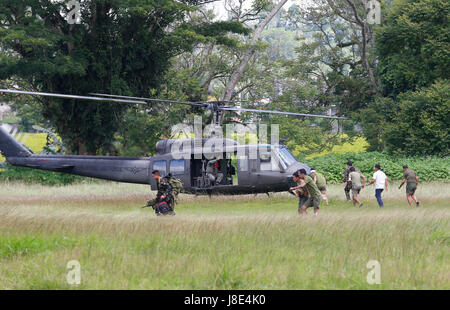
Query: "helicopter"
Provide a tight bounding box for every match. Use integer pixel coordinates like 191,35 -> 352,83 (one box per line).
0,89 -> 349,195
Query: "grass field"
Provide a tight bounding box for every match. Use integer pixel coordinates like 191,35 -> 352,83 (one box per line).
0,181 -> 448,289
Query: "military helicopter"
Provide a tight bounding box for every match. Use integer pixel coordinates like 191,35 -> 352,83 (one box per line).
0,89 -> 348,195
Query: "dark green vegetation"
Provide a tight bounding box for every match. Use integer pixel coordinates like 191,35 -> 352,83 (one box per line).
277,0 -> 449,156
0,0 -> 448,158
306,152 -> 450,183
367,0 -> 450,155
0,164 -> 90,185
376,0 -> 449,97
381,80 -> 449,156
0,0 -> 248,154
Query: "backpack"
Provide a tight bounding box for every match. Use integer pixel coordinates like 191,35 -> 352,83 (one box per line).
166,176 -> 184,196
155,201 -> 173,215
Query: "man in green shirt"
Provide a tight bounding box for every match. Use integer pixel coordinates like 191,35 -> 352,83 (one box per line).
348,167 -> 366,208
398,165 -> 420,207
290,169 -> 322,215
310,168 -> 328,205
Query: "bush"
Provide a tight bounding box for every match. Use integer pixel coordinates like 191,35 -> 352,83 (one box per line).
0,164 -> 92,186
306,136 -> 369,159
306,152 -> 450,183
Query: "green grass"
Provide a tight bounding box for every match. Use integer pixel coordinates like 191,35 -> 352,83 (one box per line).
0,181 -> 448,289
0,234 -> 75,259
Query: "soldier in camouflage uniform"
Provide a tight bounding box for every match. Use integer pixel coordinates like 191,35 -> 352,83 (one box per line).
398,165 -> 420,207
144,170 -> 176,216
342,161 -> 353,201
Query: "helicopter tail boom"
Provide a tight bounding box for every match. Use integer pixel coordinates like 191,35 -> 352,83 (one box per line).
0,127 -> 150,184
7,155 -> 151,184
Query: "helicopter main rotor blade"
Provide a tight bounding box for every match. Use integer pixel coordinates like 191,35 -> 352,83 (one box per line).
220,106 -> 349,120
0,89 -> 149,105
1,89 -> 211,109
0,89 -> 350,120
89,93 -> 212,107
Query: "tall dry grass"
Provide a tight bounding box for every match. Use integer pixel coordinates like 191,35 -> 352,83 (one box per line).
0,181 -> 448,289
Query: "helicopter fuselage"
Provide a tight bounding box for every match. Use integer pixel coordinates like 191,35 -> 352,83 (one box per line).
1,129 -> 310,195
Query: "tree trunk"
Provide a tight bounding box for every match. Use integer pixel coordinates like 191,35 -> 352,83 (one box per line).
345,0 -> 379,94
221,0 -> 288,107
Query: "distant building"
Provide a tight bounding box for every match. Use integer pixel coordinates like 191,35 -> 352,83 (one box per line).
0,102 -> 11,113
0,102 -> 12,122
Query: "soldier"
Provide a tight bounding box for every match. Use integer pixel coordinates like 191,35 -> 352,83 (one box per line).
206,157 -> 223,186
290,169 -> 322,216
348,167 -> 366,208
290,171 -> 310,214
310,168 -> 328,205
398,165 -> 420,207
144,170 -> 176,216
342,161 -> 353,201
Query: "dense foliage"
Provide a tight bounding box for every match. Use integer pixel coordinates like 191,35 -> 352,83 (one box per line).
376,0 -> 450,97
306,152 -> 450,183
278,0 -> 449,156
0,0 -> 247,154
359,0 -> 450,155
0,0 -> 448,159
383,80 -> 450,156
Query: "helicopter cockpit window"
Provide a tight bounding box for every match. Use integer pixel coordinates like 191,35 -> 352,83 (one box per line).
152,160 -> 167,176
277,147 -> 298,169
169,160 -> 185,175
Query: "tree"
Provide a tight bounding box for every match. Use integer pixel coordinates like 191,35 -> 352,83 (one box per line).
0,0 -> 244,154
222,0 -> 288,107
383,80 -> 449,156
112,5 -> 253,156
357,96 -> 396,152
376,0 -> 450,97
371,0 -> 450,155
281,0 -> 380,115
152,1 -> 283,123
